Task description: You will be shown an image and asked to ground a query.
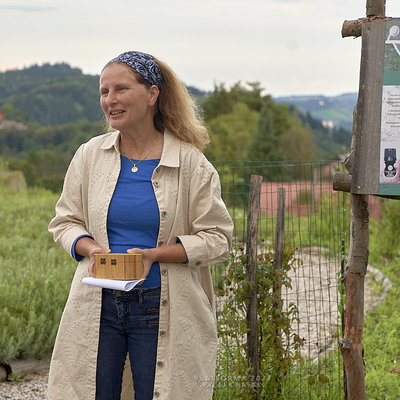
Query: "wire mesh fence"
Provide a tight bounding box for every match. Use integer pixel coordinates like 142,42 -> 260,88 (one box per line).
211,160 -> 349,399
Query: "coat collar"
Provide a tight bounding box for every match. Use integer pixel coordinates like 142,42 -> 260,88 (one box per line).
100,129 -> 180,168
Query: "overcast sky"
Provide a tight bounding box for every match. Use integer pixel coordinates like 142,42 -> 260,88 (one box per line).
1,0 -> 400,97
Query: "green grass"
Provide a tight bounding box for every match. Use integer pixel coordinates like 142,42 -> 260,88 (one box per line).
363,264 -> 400,399
363,208 -> 400,399
0,187 -> 74,362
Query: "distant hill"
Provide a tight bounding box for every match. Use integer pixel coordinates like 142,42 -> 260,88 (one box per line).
186,85 -> 211,99
274,93 -> 357,130
0,63 -> 103,126
0,63 -> 211,126
0,63 -> 83,98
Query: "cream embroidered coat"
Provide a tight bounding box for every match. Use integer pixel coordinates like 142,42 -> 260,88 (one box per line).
47,130 -> 233,400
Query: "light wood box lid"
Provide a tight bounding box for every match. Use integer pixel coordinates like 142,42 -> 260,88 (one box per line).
94,253 -> 142,280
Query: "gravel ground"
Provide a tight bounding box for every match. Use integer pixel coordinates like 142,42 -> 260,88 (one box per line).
0,373 -> 48,400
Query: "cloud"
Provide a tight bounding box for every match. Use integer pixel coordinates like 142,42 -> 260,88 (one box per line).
0,5 -> 56,12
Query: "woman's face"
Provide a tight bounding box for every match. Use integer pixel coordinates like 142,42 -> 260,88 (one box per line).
99,62 -> 158,133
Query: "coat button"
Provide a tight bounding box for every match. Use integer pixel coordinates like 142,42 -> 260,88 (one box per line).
160,330 -> 166,337
161,299 -> 168,306
195,261 -> 201,266
158,240 -> 164,246
161,211 -> 167,217
161,269 -> 168,276
157,361 -> 164,367
153,181 -> 160,187
154,391 -> 160,398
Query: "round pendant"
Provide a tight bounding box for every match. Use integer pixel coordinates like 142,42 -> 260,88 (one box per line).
131,166 -> 138,173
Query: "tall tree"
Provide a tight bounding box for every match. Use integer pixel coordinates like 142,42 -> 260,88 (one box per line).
281,113 -> 315,162
206,103 -> 258,161
202,81 -> 264,121
247,100 -> 285,162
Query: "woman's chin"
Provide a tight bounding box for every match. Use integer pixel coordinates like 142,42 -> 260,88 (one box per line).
108,120 -> 124,131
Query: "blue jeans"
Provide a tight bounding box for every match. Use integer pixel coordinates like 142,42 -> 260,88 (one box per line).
95,287 -> 160,400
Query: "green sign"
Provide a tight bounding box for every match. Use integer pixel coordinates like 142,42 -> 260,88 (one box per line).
379,19 -> 400,194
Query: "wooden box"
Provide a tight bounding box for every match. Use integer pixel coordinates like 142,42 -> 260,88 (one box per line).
94,253 -> 142,280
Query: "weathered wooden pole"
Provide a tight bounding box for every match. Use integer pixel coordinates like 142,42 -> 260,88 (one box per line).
272,188 -> 286,395
337,1 -> 386,399
339,193 -> 369,400
246,174 -> 263,399
273,188 -> 286,323
366,0 -> 386,16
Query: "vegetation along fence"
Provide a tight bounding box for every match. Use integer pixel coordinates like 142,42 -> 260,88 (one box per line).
211,160 -> 349,400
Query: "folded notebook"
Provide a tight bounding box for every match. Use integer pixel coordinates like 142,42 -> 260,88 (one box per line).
82,277 -> 145,291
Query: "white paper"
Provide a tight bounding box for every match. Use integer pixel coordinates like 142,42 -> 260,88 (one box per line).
82,277 -> 145,291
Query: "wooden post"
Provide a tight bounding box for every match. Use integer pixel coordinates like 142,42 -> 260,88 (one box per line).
273,188 -> 286,316
339,1 -> 386,399
272,188 -> 286,393
339,194 -> 369,400
366,0 -> 386,16
274,188 -> 286,268
246,174 -> 263,399
340,239 -> 347,399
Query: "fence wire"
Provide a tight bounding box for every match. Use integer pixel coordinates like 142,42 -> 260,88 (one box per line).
211,160 -> 349,400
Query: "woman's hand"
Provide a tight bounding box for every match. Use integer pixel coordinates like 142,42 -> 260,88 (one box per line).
87,247 -> 111,277
75,236 -> 110,277
127,243 -> 187,283
127,248 -> 157,280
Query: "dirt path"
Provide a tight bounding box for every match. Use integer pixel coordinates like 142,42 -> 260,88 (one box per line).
285,248 -> 391,360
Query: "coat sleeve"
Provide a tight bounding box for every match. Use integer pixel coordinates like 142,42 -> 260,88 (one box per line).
48,144 -> 91,257
177,158 -> 233,267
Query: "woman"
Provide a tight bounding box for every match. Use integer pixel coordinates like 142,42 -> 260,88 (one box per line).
47,51 -> 233,400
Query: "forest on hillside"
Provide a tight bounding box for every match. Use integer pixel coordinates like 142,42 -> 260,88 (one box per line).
0,63 -> 352,192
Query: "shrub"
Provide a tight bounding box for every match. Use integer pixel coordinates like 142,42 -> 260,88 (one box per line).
214,244 -> 303,398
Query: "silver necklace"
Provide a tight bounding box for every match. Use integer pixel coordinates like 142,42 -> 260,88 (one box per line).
123,137 -> 158,173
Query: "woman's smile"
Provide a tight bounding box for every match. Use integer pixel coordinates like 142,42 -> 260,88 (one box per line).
109,110 -> 125,118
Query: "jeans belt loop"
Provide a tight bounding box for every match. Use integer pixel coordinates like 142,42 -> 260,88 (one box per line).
137,289 -> 144,304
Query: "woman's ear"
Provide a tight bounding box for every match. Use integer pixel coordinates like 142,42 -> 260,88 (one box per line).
149,85 -> 160,107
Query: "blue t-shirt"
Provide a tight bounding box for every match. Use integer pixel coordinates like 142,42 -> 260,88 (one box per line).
107,156 -> 161,287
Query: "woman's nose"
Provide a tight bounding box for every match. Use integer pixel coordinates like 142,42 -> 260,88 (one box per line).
106,91 -> 117,105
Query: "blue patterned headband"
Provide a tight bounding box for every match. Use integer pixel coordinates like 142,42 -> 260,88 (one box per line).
107,51 -> 163,90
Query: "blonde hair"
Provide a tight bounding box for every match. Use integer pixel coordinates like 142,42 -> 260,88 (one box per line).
152,57 -> 210,152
